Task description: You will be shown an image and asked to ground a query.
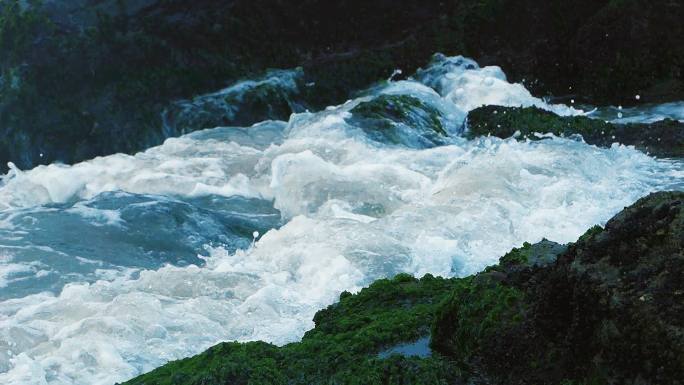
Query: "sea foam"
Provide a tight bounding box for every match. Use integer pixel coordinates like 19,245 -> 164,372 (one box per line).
0,55 -> 681,385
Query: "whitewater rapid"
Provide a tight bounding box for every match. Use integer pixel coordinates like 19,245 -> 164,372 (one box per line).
0,55 -> 682,385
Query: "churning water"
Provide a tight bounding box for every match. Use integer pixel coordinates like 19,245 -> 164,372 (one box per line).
0,55 -> 682,384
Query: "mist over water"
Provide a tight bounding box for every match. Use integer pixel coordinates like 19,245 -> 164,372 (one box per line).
0,55 -> 682,385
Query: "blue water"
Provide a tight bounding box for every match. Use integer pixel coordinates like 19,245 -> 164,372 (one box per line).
0,193 -> 281,300
378,337 -> 431,359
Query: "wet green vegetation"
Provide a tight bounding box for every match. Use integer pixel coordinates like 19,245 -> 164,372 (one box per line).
125,192 -> 684,385
467,106 -> 684,157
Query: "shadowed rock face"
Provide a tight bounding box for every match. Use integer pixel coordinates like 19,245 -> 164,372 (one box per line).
122,192 -> 684,385
1,0 -> 682,171
466,106 -> 684,158
432,191 -> 684,385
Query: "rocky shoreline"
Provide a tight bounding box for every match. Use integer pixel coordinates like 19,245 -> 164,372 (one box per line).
122,191 -> 684,385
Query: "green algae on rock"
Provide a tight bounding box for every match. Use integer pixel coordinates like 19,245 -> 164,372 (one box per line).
348,94 -> 449,148
123,191 -> 684,385
432,191 -> 684,384
122,273 -> 465,385
466,106 -> 684,158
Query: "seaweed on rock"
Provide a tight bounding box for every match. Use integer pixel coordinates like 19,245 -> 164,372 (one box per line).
124,192 -> 684,385
348,94 -> 449,148
467,106 -> 684,158
123,274 -> 465,385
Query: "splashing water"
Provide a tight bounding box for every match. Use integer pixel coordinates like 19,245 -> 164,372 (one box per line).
0,55 -> 682,385
589,101 -> 684,124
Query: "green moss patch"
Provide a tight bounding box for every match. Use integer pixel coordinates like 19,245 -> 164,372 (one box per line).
123,274 -> 464,385
348,94 -> 448,147
467,106 -> 684,158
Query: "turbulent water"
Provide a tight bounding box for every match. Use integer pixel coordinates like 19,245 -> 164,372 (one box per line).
0,55 -> 682,385
588,101 -> 684,124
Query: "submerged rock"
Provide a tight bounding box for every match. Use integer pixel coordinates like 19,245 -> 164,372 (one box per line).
348,94 -> 449,148
163,69 -> 307,136
466,106 -> 684,158
123,191 -> 684,385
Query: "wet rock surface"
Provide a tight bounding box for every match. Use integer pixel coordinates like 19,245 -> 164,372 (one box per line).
432,191 -> 684,384
467,106 -> 684,158
123,192 -> 684,385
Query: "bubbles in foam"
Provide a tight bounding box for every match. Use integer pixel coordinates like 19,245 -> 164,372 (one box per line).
0,55 -> 682,385
414,54 -> 583,116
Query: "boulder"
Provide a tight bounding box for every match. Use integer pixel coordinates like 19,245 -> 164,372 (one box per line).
467,106 -> 684,158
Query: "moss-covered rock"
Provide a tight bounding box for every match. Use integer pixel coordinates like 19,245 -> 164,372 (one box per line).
122,273 -> 465,385
348,94 -> 448,148
430,276 -> 526,363
466,106 -> 684,157
432,191 -> 684,384
163,69 -> 307,136
125,192 -> 684,385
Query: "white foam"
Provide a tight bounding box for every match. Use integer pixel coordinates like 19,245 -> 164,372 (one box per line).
0,254 -> 49,289
0,56 -> 681,385
414,54 -> 582,116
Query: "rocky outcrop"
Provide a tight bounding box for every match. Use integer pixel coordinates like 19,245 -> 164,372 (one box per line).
433,191 -> 684,384
122,191 -> 684,385
2,0 -> 682,171
466,106 -> 684,158
162,69 -> 308,137
122,273 -> 465,385
0,0 -> 457,171
347,94 -> 450,148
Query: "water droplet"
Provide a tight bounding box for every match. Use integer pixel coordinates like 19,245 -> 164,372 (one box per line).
570,99 -> 575,104
253,231 -> 260,239
635,94 -> 641,100
617,112 -> 623,118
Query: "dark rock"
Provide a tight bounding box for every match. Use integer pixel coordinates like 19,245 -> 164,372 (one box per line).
0,0 -> 456,171
122,273 -> 465,385
2,0 -> 682,171
462,0 -> 684,106
466,106 -> 684,158
122,192 -> 684,385
162,69 -> 307,136
432,191 -> 684,385
347,94 -> 450,148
